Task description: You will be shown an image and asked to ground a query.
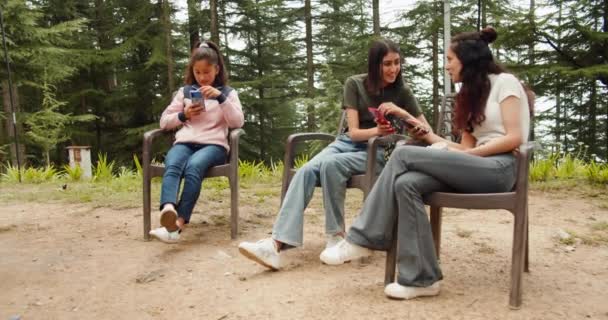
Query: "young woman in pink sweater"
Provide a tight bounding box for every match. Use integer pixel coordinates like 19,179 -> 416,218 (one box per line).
149,41 -> 244,243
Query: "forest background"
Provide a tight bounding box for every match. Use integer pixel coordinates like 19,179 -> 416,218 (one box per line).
0,0 -> 606,168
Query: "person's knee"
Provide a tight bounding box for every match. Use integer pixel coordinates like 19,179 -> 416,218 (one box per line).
394,176 -> 420,195
319,158 -> 344,176
297,161 -> 320,177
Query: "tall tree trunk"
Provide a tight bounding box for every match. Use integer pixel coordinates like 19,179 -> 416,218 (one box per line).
372,0 -> 380,36
2,82 -> 25,166
221,0 -> 230,68
555,1 -> 563,145
431,1 -> 439,129
161,0 -> 175,94
589,80 -> 597,155
305,0 -> 315,130
481,0 -> 487,28
528,0 -> 536,142
255,0 -> 266,160
188,0 -> 201,49
210,0 -> 220,44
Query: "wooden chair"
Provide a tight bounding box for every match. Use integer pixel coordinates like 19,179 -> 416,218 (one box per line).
384,94 -> 535,309
142,128 -> 245,240
281,110 -> 405,204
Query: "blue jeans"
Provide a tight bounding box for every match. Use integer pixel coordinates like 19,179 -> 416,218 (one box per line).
160,143 -> 227,223
272,134 -> 385,247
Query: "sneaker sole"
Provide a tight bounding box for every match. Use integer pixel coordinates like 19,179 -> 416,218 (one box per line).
238,247 -> 278,271
149,232 -> 179,244
160,209 -> 178,230
385,285 -> 440,300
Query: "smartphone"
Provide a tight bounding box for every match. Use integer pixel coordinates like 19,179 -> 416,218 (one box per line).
368,107 -> 388,123
190,89 -> 205,111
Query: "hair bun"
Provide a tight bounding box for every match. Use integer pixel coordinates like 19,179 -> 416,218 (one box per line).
480,27 -> 497,44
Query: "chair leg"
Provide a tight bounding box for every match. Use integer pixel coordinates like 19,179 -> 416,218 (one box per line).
143,175 -> 152,241
384,222 -> 398,285
509,209 -> 527,309
430,206 -> 442,259
230,175 -> 239,240
524,213 -> 529,273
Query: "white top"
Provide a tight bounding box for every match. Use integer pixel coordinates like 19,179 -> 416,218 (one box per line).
472,73 -> 531,147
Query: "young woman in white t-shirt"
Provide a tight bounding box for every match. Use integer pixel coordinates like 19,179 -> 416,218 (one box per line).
319,27 -> 531,300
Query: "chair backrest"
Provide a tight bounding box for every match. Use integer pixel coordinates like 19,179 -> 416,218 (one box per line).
337,110 -> 347,135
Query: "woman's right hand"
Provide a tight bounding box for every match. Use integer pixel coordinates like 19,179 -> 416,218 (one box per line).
376,119 -> 395,136
184,101 -> 204,119
378,102 -> 411,119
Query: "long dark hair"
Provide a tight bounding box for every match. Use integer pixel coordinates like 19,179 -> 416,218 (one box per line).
184,40 -> 228,87
451,27 -> 505,132
365,38 -> 404,96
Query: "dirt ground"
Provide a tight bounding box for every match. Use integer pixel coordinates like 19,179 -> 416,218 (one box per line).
1,183 -> 608,320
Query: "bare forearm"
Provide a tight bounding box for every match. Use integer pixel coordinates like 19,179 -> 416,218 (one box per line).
423,132 -> 464,149
348,127 -> 380,142
467,135 -> 521,157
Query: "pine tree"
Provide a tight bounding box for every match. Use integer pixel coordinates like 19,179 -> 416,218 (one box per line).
25,78 -> 95,165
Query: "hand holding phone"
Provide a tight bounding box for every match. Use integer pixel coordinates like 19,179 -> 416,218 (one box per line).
190,89 -> 206,111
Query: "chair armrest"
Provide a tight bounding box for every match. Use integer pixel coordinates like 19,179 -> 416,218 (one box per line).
364,134 -> 407,189
143,128 -> 167,146
228,128 -> 245,166
283,133 -> 336,169
513,141 -> 536,194
143,128 -> 171,165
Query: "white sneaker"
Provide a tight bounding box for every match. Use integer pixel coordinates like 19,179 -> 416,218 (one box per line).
238,238 -> 281,270
319,239 -> 372,265
325,234 -> 344,249
149,227 -> 180,244
384,282 -> 440,300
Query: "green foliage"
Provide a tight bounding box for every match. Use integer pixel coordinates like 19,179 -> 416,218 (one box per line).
269,159 -> 284,178
3,0 -> 607,169
133,154 -> 143,177
238,160 -> 271,180
0,163 -> 60,183
294,154 -> 310,169
585,161 -> 608,185
555,153 -> 585,179
21,166 -> 60,183
117,166 -> 138,179
63,164 -> 83,181
93,153 -> 115,182
1,163 -> 22,183
25,79 -> 96,165
531,143 -> 607,185
530,156 -> 556,182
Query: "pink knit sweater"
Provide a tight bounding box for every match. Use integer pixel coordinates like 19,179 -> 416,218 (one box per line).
160,86 -> 244,152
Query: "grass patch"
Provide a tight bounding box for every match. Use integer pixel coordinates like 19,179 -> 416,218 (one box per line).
560,226 -> 608,247
590,221 -> 608,231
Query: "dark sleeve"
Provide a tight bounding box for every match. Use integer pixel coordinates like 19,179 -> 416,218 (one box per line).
342,77 -> 358,110
401,85 -> 422,118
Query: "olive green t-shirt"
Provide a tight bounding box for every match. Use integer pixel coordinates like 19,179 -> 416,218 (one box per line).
342,74 -> 422,131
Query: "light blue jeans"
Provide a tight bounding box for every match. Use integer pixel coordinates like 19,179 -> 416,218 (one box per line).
272,134 -> 385,247
160,143 -> 227,223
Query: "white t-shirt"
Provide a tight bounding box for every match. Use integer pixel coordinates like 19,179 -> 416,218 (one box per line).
471,73 -> 531,147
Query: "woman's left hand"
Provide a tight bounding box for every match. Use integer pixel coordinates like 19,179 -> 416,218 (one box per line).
201,86 -> 221,99
405,118 -> 430,138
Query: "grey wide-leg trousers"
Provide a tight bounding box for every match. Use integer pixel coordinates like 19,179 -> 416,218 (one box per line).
347,145 -> 516,287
